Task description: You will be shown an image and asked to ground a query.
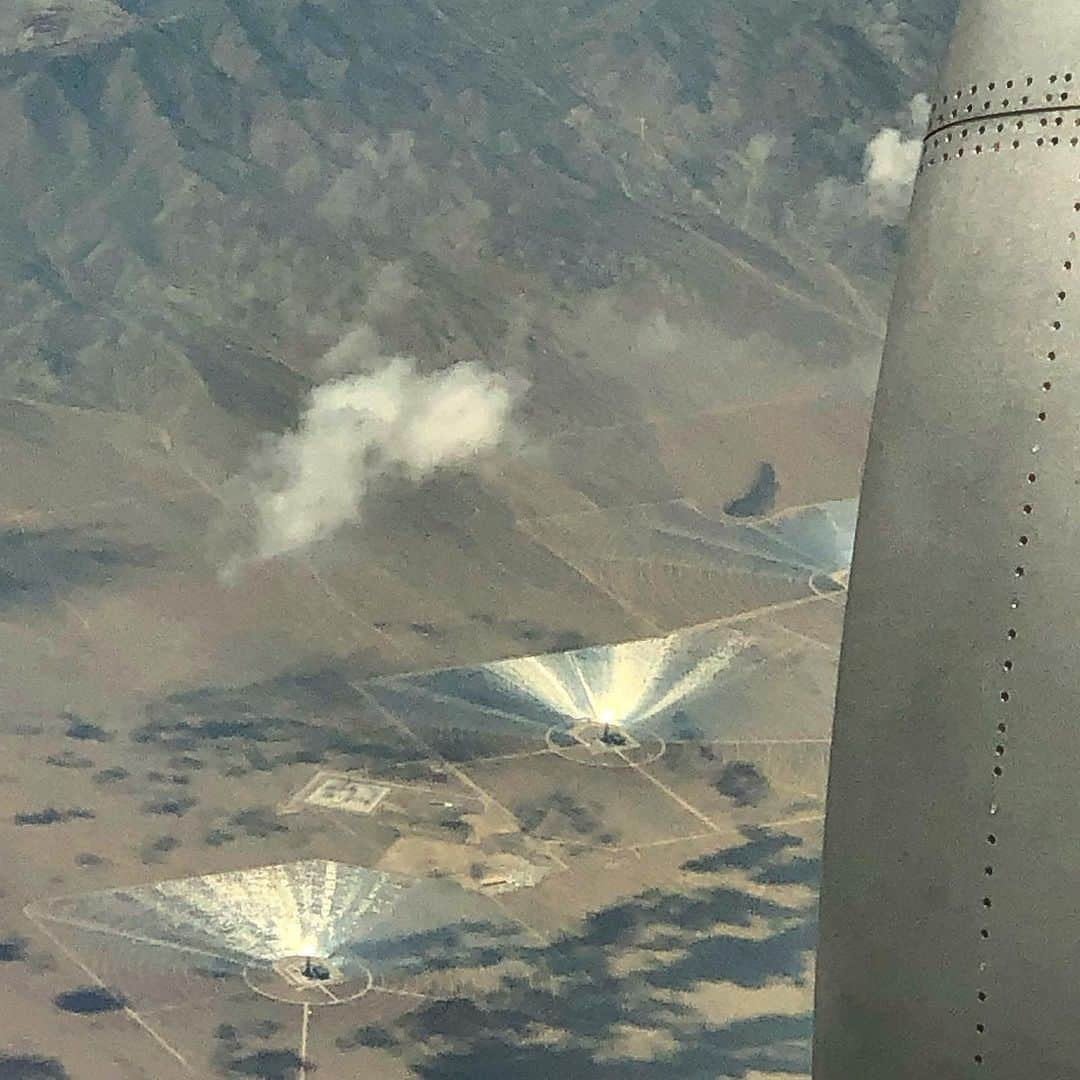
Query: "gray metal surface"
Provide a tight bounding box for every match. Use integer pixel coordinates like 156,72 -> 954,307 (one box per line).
813,2 -> 1080,1077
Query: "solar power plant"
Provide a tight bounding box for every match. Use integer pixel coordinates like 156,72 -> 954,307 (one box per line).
7,498 -> 854,1078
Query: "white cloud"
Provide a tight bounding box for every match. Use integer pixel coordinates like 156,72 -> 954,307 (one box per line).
909,92 -> 931,131
228,357 -> 523,569
861,98 -> 926,222
864,128 -> 921,193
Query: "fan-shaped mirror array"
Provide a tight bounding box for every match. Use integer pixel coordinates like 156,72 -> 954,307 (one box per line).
364,501 -> 855,753
369,617 -> 837,748
31,860 -> 526,981
648,498 -> 856,591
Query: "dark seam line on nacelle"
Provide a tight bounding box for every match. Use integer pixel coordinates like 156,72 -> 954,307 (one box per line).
926,103 -> 1080,141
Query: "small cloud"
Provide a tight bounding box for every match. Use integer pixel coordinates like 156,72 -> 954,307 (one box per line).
863,94 -> 930,207
223,357 -> 525,572
801,92 -> 933,253
862,125 -> 922,221
909,92 -> 931,130
864,128 -> 921,192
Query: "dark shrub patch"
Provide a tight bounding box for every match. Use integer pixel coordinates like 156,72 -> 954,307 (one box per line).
713,761 -> 770,807
0,1054 -> 69,1079
15,808 -> 94,826
724,462 -> 779,517
231,807 -> 286,838
228,1050 -> 311,1078
64,717 -> 112,742
142,797 -> 197,817
45,752 -> 93,769
93,767 -> 129,784
0,937 -> 27,962
336,1025 -> 396,1050
54,986 -> 126,1014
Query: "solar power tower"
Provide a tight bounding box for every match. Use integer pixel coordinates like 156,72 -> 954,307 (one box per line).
813,2 -> 1080,1076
